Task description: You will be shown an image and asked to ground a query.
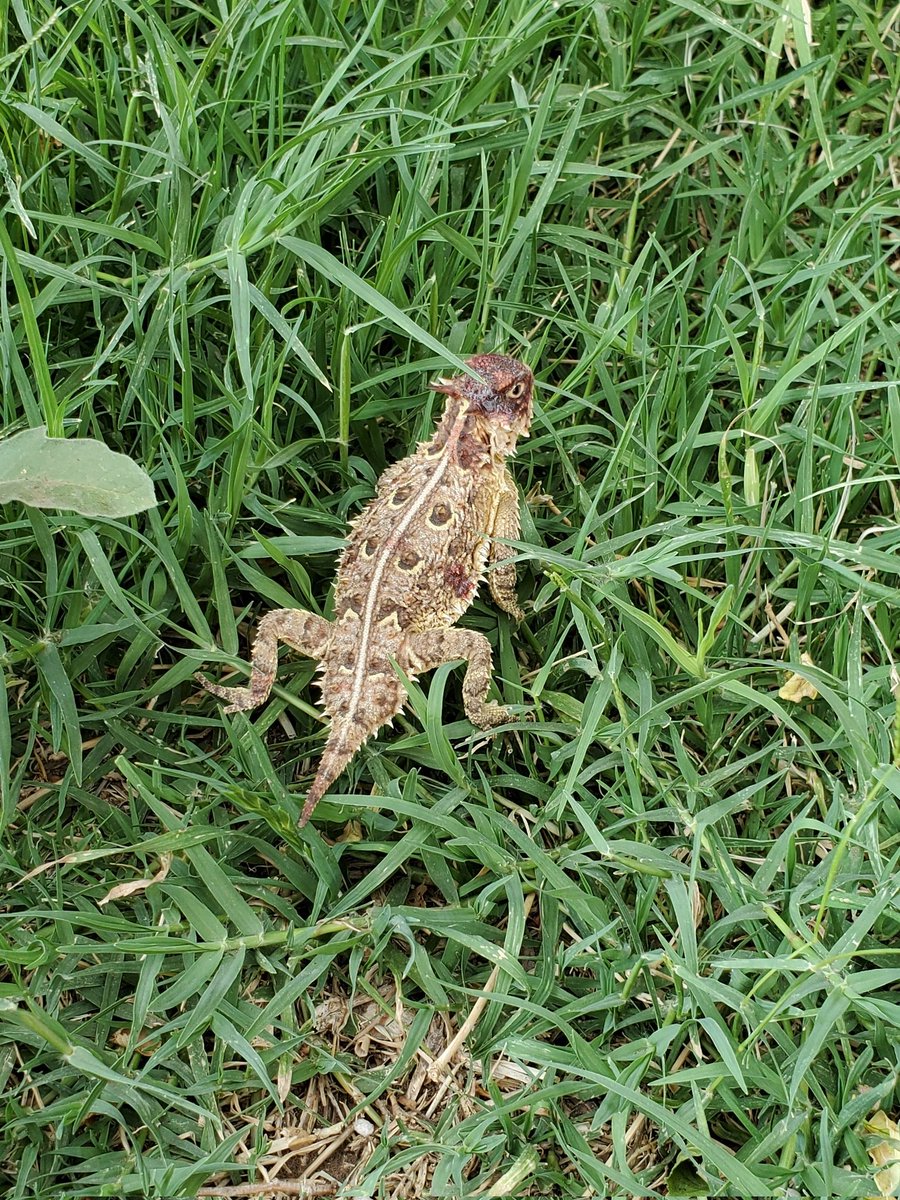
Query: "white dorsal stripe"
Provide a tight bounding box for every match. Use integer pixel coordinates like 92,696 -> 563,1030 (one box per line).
345,401 -> 469,721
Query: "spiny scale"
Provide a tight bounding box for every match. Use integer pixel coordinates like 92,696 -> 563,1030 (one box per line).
197,353 -> 534,826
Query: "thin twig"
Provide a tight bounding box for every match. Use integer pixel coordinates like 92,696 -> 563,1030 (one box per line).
428,893 -> 536,1079
197,1183 -> 336,1197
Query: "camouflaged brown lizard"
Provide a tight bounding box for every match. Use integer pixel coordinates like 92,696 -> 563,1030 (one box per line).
197,353 -> 533,825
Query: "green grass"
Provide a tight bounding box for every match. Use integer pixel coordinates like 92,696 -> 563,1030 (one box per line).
1,1 -> 899,1196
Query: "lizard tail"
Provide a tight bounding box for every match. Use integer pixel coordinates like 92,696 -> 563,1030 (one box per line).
299,718 -> 369,827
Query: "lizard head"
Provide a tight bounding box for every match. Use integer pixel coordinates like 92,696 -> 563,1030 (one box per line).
430,354 -> 533,458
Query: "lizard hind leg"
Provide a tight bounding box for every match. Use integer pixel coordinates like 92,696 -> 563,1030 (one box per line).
408,627 -> 518,729
197,608 -> 332,713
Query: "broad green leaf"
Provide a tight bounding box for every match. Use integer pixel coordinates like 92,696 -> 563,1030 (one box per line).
0,427 -> 156,518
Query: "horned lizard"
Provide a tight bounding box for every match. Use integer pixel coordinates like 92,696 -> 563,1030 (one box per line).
197,353 -> 533,825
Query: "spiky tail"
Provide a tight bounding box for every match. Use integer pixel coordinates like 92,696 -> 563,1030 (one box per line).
299,718 -> 368,827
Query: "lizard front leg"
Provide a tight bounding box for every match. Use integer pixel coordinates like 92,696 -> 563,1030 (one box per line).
408,628 -> 519,729
197,608 -> 332,713
487,475 -> 525,621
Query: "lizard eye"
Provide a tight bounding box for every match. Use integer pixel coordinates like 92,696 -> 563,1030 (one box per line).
506,380 -> 526,400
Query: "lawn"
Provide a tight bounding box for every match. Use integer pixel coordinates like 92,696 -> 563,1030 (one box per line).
1,1 -> 899,1197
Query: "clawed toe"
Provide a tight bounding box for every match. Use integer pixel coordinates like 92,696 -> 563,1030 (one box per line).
472,704 -> 533,730
196,673 -> 255,713
196,676 -> 228,701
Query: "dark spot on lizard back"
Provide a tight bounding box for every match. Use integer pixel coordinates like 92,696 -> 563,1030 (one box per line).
390,485 -> 414,507
398,549 -> 422,570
